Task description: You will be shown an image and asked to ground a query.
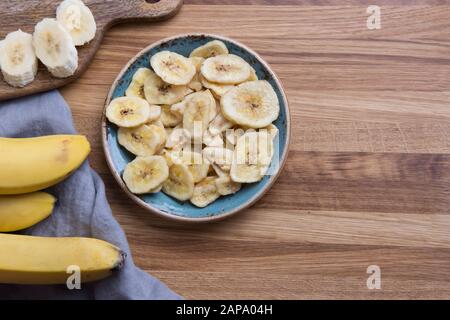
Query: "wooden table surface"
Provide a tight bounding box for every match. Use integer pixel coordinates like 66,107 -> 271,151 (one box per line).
60,0 -> 450,299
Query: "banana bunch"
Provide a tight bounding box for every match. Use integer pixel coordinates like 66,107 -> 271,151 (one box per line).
0,135 -> 125,284
0,0 -> 96,87
107,40 -> 280,207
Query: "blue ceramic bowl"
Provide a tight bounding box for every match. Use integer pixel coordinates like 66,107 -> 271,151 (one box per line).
102,34 -> 291,222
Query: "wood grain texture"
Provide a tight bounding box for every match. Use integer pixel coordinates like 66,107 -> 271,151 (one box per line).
0,0 -> 183,101
56,3 -> 450,299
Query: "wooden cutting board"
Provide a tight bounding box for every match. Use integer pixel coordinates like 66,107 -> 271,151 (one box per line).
0,0 -> 183,101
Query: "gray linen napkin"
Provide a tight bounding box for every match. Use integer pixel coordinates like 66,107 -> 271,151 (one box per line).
0,90 -> 180,300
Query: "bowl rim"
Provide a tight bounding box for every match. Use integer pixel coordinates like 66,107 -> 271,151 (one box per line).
101,33 -> 291,223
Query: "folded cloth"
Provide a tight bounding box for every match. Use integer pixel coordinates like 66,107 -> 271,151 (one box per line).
0,91 -> 181,300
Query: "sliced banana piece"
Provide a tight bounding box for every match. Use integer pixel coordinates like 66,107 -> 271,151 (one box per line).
143,70 -> 191,105
106,96 -> 150,127
263,123 -> 279,140
178,151 -> 210,183
118,124 -> 166,156
203,130 -> 224,147
147,105 -> 162,123
33,18 -> 78,78
150,51 -> 196,85
190,56 -> 204,71
148,184 -> 163,193
188,75 -> 203,92
230,131 -> 274,183
211,163 -> 225,177
162,149 -> 180,167
209,112 -> 234,136
190,177 -> 220,208
160,105 -> 182,128
247,66 -> 258,81
165,126 -> 190,150
200,74 -> 234,98
204,89 -> 219,121
165,127 -> 174,137
203,147 -> 233,172
123,156 -> 169,194
126,67 -> 153,99
225,128 -> 245,146
0,30 -> 37,87
183,91 -> 216,142
187,57 -> 204,91
215,174 -> 241,196
162,163 -> 195,201
170,100 -> 187,117
190,40 -> 229,59
201,54 -> 251,84
221,80 -> 280,128
56,0 -> 96,46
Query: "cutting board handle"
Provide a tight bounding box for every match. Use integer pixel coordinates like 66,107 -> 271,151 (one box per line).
110,0 -> 183,23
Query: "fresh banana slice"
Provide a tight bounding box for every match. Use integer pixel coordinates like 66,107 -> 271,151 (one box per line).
106,96 -> 150,128
162,163 -> 195,201
126,68 -> 153,99
0,30 -> 37,88
190,40 -> 229,59
230,131 -> 274,183
215,174 -> 241,196
200,74 -> 234,98
33,18 -> 78,78
201,54 -> 251,84
147,105 -> 162,123
150,51 -> 196,85
56,0 -> 96,46
160,105 -> 182,128
118,124 -> 166,156
203,147 -> 233,172
203,130 -> 224,147
182,91 -> 216,142
143,70 -> 191,105
187,57 -> 204,91
123,156 -> 169,194
208,112 -> 234,136
190,177 -> 220,208
221,80 -> 280,128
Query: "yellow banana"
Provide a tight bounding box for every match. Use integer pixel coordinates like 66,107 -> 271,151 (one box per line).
0,135 -> 90,195
0,233 -> 125,285
0,192 -> 56,232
